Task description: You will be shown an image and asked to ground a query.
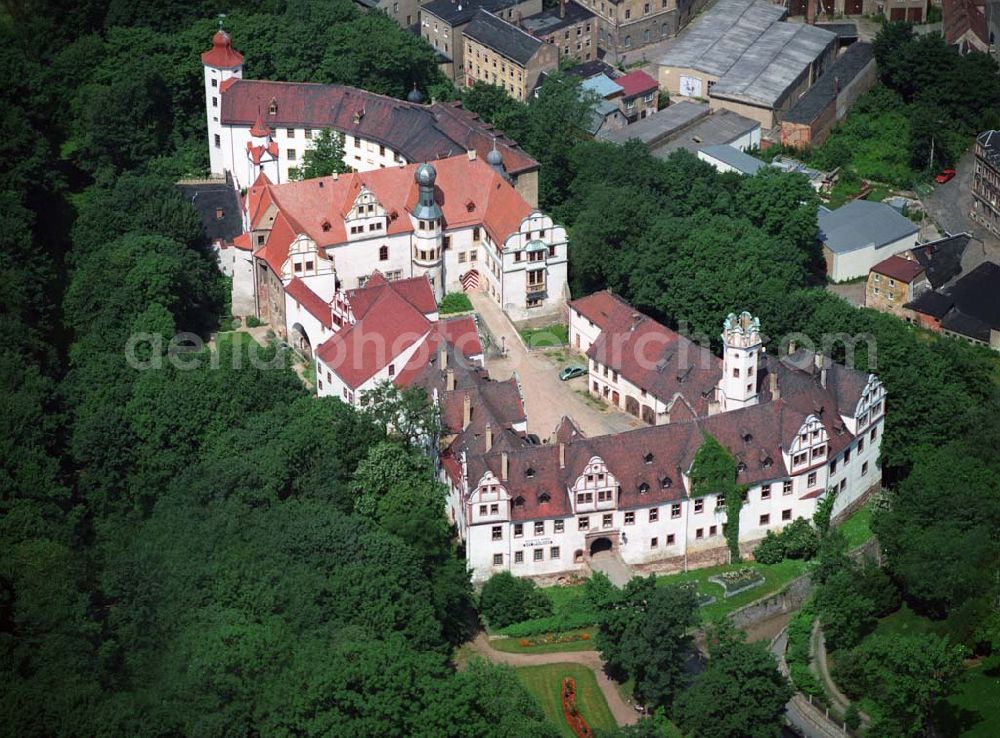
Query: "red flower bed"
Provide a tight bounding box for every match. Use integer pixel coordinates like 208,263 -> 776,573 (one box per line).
561,677 -> 594,738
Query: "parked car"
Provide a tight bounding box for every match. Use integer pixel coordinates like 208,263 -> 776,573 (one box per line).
935,169 -> 957,184
559,365 -> 587,381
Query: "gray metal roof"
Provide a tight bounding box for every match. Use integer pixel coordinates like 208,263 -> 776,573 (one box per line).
783,42 -> 874,124
581,74 -> 624,99
650,109 -> 761,157
818,200 -> 919,254
464,9 -> 545,65
659,0 -> 836,108
598,100 -> 710,144
422,0 -> 524,26
699,144 -> 766,174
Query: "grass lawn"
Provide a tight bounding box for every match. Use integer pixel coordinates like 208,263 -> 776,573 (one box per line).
490,629 -> 597,654
935,663 -> 1000,737
439,292 -> 473,314
837,500 -> 874,549
515,663 -> 617,738
521,323 -> 569,348
871,602 -> 950,640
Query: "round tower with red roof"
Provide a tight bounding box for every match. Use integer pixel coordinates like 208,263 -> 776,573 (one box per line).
202,25 -> 244,178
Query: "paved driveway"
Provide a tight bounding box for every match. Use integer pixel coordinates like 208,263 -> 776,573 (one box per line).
468,291 -> 643,439
922,148 -> 1000,258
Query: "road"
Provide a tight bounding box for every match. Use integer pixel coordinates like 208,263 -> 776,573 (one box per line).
771,630 -> 852,738
466,633 -> 640,727
922,147 -> 1000,260
468,291 -> 643,439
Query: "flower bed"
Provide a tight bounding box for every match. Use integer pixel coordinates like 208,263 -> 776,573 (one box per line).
561,677 -> 594,738
517,631 -> 591,649
708,567 -> 765,598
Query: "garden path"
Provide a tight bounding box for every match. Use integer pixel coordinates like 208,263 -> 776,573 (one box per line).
467,633 -> 640,727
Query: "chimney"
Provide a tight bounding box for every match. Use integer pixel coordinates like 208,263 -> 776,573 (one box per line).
821,365 -> 828,389
788,339 -> 797,355
462,392 -> 471,429
486,423 -> 493,451
467,149 -> 477,161
439,345 -> 448,370
560,0 -> 566,18
834,76 -> 840,95
501,451 -> 509,481
447,369 -> 456,392
806,0 -> 816,25
559,442 -> 566,469
332,171 -> 339,181
769,371 -> 780,401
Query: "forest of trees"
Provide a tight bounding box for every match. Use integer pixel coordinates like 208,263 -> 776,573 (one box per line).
2,2 -> 998,735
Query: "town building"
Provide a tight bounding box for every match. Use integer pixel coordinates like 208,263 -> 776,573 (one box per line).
575,0 -> 709,62
818,200 -> 919,281
657,0 -> 837,129
944,0 -> 992,54
241,153 -> 569,350
521,0 -> 598,63
972,130 -> 1000,237
201,29 -> 541,205
780,42 -> 877,150
420,0 -> 542,82
448,293 -> 885,582
462,9 -> 560,100
353,0 -> 423,30
905,261 -> 1000,350
697,145 -> 768,175
614,69 -> 659,122
864,255 -> 930,318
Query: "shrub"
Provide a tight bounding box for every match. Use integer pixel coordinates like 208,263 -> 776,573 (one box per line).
753,530 -> 785,564
246,316 -> 263,328
844,703 -> 861,731
497,611 -> 596,637
782,518 -> 820,560
439,292 -> 473,314
856,561 -> 900,618
479,572 -> 552,629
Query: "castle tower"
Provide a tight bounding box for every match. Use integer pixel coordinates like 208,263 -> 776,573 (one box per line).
246,113 -> 280,185
411,163 -> 444,298
202,27 -> 244,178
720,311 -> 762,411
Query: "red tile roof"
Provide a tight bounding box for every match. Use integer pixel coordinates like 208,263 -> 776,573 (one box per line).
285,278 -> 333,329
230,232 -> 252,251
347,273 -> 438,318
438,316 -> 483,358
870,254 -> 925,283
944,0 -> 989,47
570,290 -> 636,332
219,79 -> 538,175
616,70 -> 658,98
201,30 -> 244,69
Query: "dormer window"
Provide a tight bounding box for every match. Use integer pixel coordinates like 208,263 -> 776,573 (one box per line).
742,433 -> 753,443
737,462 -> 747,474
465,199 -> 476,212
268,99 -> 278,115
761,456 -> 773,469
661,476 -> 672,489
638,482 -> 650,494
538,491 -> 551,504
513,496 -> 525,507
643,451 -> 654,464
321,220 -> 332,232
525,466 -> 535,478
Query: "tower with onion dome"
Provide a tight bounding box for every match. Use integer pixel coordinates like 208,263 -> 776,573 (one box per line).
202,23 -> 244,177
410,163 -> 444,298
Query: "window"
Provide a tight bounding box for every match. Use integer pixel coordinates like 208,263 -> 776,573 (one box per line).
493,553 -> 503,566
733,367 -> 740,378
387,363 -> 395,378
709,525 -> 717,536
469,249 -> 477,261
490,503 -> 499,514
479,504 -> 487,516
671,503 -> 681,519
578,516 -> 590,531
649,508 -> 659,522
551,546 -> 560,559
602,513 -> 613,528
304,128 -> 312,139
212,96 -> 218,108
858,438 -> 865,453
514,524 -> 523,538
760,514 -> 770,525
554,520 -> 564,533
598,488 -> 614,503
793,452 -> 808,466
716,494 -> 726,509
576,492 -> 593,505
534,521 -> 544,536
379,245 -> 388,261
214,134 -> 221,148
844,448 -> 851,464
211,78 -> 218,87
870,426 -> 878,441
625,8 -> 631,18
458,251 -> 467,263
666,533 -> 675,545
694,498 -> 704,514
830,460 -> 838,474
491,526 -> 502,541
286,149 -> 296,161
807,472 -> 817,488
651,537 -> 658,548
696,528 -> 704,539
862,461 -> 869,475
783,480 -> 793,495
779,509 -> 791,522
624,511 -> 635,525
514,550 -> 524,563
533,549 -> 544,562
761,484 -> 771,500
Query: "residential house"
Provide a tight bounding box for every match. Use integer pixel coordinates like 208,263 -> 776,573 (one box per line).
521,0 -> 598,62
657,0 -> 837,129
972,130 -> 1000,237
864,255 -> 930,317
944,0 -> 992,54
202,29 -> 541,206
353,0 -> 424,30
818,200 -> 919,281
419,0 -> 542,81
463,10 -> 560,101
906,262 -> 1000,349
615,69 -> 659,122
575,0 -> 710,62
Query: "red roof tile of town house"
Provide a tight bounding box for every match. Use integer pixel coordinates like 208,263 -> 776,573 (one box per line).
230,232 -> 253,251
438,316 -> 482,358
569,290 -> 636,331
347,273 -> 439,319
944,0 -> 989,47
201,30 -> 244,69
315,287 -> 432,390
218,79 -> 538,176
871,254 -> 926,283
392,319 -> 485,389
285,278 -> 333,329
250,155 -> 534,268
615,70 -> 658,97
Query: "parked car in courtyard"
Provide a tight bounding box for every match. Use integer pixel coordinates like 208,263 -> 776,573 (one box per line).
935,169 -> 957,184
559,365 -> 587,381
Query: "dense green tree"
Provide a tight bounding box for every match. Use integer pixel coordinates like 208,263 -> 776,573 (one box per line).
674,626 -> 792,738
816,567 -> 877,651
291,128 -> 351,180
479,571 -> 552,629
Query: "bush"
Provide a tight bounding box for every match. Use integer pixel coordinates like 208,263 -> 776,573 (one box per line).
439,292 -> 473,314
497,612 -> 597,638
844,703 -> 861,731
753,530 -> 786,564
856,561 -> 901,618
479,572 -> 553,629
782,518 -> 820,560
246,316 -> 263,328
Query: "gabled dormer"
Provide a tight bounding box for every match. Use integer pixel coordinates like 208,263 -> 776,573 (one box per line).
345,186 -> 387,240
468,471 -> 511,524
785,414 -> 829,472
281,233 -> 335,281
848,374 -> 886,435
571,456 -> 618,513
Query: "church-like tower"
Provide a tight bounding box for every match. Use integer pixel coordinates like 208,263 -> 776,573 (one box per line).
202,27 -> 244,177
246,114 -> 280,184
720,311 -> 762,411
410,163 -> 444,298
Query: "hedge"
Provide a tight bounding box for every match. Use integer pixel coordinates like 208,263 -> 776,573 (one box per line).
497,612 -> 597,638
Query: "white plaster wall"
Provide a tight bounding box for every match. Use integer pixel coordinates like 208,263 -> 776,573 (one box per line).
829,232 -> 919,281
569,307 -> 603,353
